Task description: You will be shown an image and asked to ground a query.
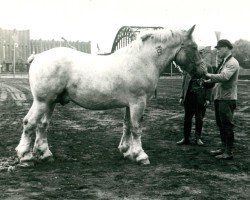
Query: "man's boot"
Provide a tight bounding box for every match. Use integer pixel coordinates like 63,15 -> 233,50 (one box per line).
177,129 -> 190,145
210,142 -> 226,156
176,138 -> 190,145
215,152 -> 233,160
195,132 -> 204,146
210,149 -> 224,156
215,136 -> 233,160
196,138 -> 204,146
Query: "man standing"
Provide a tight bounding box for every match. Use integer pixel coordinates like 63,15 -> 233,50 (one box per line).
205,39 -> 240,160
177,67 -> 214,146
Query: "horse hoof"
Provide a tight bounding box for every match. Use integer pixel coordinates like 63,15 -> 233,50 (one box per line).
34,149 -> 53,163
136,150 -> 149,163
123,151 -> 133,160
19,152 -> 34,163
140,158 -> 150,165
16,145 -> 31,159
39,155 -> 54,163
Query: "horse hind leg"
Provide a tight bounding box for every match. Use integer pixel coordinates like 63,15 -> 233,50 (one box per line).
15,103 -> 36,161
33,103 -> 55,162
118,107 -> 131,153
16,101 -> 50,163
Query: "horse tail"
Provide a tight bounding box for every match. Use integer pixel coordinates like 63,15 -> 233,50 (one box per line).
27,54 -> 36,64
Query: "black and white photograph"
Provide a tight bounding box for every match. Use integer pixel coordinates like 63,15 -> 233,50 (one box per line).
0,0 -> 249,199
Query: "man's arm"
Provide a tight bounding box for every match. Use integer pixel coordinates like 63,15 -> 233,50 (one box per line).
205,64 -> 237,83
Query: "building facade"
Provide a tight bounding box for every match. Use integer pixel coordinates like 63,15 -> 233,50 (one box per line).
0,28 -> 91,72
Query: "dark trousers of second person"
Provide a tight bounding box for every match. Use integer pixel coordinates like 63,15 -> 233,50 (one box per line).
184,92 -> 206,141
214,100 -> 236,154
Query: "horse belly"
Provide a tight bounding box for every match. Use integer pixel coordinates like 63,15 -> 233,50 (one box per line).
71,94 -> 127,110
73,98 -> 126,110
67,84 -> 128,110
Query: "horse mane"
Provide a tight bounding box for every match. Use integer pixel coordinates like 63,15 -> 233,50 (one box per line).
140,28 -> 185,45
115,28 -> 186,55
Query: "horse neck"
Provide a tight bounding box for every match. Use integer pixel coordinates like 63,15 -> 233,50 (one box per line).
135,46 -> 178,78
155,46 -> 179,76
114,41 -> 179,78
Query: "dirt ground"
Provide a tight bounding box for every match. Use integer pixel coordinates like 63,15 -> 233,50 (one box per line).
0,77 -> 249,200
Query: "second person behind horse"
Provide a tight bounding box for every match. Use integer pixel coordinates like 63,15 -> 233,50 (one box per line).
177,65 -> 214,145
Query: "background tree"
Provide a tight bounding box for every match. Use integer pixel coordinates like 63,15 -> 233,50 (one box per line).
232,39 -> 250,69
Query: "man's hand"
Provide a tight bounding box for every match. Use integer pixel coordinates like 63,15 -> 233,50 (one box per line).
204,100 -> 210,107
203,79 -> 215,89
204,79 -> 212,83
205,72 -> 212,79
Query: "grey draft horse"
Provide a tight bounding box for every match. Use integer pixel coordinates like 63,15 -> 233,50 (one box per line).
16,25 -> 205,165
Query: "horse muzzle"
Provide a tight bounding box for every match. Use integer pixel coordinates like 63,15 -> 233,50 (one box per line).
193,63 -> 207,78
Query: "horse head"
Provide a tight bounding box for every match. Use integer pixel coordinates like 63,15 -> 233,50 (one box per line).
173,25 -> 206,78
138,25 -> 205,78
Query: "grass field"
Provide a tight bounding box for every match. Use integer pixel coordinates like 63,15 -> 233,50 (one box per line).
0,77 -> 249,200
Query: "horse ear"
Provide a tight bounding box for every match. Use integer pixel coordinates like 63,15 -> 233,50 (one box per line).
187,25 -> 196,38
141,33 -> 153,42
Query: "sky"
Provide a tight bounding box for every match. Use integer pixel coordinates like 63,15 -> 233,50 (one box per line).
0,0 -> 249,53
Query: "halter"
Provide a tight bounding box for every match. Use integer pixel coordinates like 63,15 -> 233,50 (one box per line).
173,44 -> 206,76
174,44 -> 203,66
173,45 -> 184,62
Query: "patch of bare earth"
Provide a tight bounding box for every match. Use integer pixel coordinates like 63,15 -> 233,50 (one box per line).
0,78 -> 249,200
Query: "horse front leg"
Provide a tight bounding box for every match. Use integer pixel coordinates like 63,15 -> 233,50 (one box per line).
124,99 -> 150,165
118,107 -> 131,153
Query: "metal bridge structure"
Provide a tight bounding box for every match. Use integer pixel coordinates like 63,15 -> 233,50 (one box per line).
105,25 -> 183,77
109,26 -> 163,54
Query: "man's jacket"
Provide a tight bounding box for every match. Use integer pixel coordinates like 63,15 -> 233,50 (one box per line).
209,55 -> 239,100
181,70 -> 213,106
